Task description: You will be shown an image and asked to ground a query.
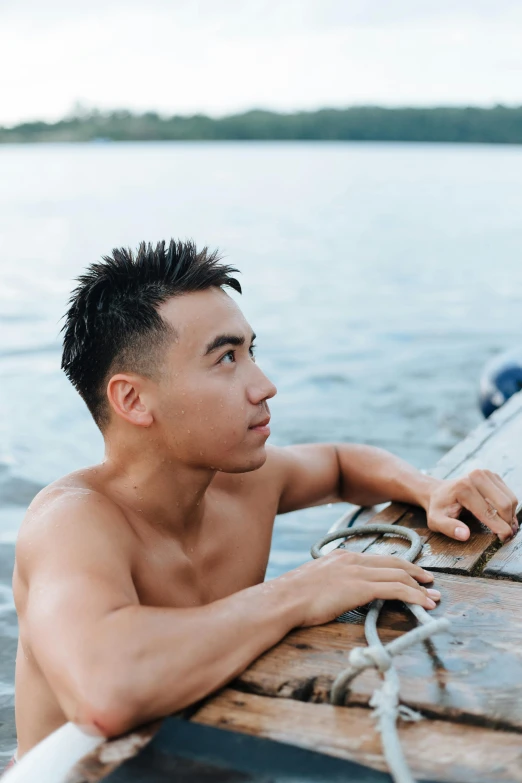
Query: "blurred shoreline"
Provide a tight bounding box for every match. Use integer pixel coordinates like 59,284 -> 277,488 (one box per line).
2,105 -> 522,144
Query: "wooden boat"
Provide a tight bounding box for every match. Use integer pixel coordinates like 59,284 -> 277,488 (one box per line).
11,392 -> 522,782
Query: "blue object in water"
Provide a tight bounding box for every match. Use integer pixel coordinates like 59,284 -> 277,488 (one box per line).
479,348 -> 522,418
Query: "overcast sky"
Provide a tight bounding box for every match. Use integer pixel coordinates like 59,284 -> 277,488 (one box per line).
1,0 -> 522,125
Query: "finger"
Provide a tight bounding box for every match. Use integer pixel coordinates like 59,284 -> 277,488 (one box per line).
469,471 -> 514,526
368,581 -> 438,610
483,490 -> 516,537
428,512 -> 471,541
487,471 -> 518,514
487,472 -> 519,530
351,568 -> 441,605
354,555 -> 434,583
351,566 -> 426,592
455,479 -> 513,541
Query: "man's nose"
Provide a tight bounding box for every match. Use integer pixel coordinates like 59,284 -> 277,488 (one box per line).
248,364 -> 277,405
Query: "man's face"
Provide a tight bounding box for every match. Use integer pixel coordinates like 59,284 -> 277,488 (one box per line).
152,287 -> 277,472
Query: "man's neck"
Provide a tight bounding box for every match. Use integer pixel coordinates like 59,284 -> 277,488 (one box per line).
99,433 -> 216,542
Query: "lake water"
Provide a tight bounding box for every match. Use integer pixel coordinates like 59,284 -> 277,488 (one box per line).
1,141 -> 522,578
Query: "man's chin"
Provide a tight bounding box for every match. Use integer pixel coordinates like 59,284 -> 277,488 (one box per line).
214,448 -> 268,474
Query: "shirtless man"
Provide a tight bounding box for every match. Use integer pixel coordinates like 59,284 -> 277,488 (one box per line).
12,240 -> 519,759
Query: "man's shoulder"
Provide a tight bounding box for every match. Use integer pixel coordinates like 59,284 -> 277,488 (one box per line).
15,470 -> 133,577
21,468 -> 127,527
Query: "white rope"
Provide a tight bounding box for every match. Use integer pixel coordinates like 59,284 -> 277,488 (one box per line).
312,523 -> 451,783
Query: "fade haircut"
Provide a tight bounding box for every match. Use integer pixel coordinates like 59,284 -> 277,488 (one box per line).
61,239 -> 241,429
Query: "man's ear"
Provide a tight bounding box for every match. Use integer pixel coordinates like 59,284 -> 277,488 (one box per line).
106,373 -> 154,427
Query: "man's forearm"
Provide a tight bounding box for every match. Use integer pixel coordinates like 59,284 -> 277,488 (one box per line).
76,576 -> 306,737
336,443 -> 441,510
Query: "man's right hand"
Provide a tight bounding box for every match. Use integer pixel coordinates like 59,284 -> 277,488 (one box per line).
283,549 -> 440,627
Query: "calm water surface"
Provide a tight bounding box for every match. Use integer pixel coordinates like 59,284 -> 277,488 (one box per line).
1,141 -> 522,577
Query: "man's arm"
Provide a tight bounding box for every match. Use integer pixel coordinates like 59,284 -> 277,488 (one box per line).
266,443 -> 519,541
16,489 -> 437,738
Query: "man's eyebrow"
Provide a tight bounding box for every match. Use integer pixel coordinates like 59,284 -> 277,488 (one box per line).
204,332 -> 256,356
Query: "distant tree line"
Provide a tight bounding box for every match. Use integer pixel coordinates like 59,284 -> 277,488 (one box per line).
1,106 -> 522,144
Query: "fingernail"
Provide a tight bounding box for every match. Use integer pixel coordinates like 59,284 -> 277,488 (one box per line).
427,589 -> 441,599
426,598 -> 436,609
422,569 -> 434,580
455,527 -> 468,540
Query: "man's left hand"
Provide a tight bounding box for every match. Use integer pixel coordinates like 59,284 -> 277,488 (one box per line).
425,470 -> 519,542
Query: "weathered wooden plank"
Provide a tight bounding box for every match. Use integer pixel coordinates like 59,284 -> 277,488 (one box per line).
483,530 -> 522,580
192,689 -> 522,783
359,506 -> 498,575
334,504 -> 411,555
432,413 -> 522,577
234,573 -> 522,730
335,392 -> 522,575
429,390 -> 522,481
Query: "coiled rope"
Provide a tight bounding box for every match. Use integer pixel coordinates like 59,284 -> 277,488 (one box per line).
311,524 -> 451,783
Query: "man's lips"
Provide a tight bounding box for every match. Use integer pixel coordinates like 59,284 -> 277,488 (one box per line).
249,415 -> 271,430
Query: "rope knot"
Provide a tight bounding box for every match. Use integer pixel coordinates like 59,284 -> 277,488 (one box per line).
349,644 -> 392,672
397,704 -> 423,723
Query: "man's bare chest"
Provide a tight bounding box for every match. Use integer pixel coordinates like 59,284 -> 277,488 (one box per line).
130,500 -> 277,609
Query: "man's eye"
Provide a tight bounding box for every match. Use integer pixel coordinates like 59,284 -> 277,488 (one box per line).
220,350 -> 235,364
249,344 -> 257,361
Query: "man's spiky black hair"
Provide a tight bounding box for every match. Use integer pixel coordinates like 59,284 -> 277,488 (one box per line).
61,239 -> 241,429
